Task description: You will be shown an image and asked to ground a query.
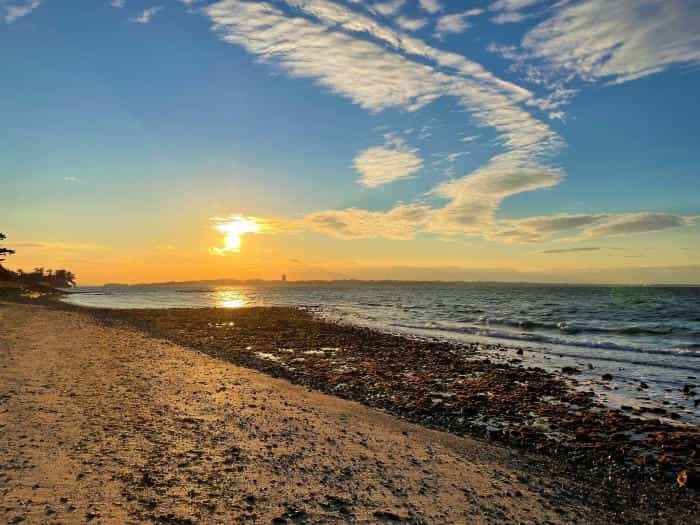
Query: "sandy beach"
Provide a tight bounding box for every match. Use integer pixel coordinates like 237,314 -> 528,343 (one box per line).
1,301 -> 697,524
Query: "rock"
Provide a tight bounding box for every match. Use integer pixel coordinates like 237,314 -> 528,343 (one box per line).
516,348 -> 524,355
574,426 -> 590,441
656,454 -> 675,465
562,366 -> 580,375
601,373 -> 613,381
677,469 -> 699,489
373,510 -> 405,522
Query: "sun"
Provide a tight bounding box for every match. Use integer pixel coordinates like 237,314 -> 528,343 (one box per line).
210,216 -> 260,255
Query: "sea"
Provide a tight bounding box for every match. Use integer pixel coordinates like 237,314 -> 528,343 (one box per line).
61,282 -> 700,424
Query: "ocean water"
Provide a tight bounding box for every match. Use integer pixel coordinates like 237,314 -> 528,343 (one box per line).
62,283 -> 700,423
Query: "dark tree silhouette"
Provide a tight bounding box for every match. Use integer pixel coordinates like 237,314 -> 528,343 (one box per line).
0,233 -> 76,287
0,233 -> 15,262
52,269 -> 76,287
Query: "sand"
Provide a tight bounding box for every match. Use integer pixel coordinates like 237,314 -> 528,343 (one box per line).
0,301 -> 692,523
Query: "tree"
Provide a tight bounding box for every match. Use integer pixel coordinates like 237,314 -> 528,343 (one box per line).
53,269 -> 76,287
0,233 -> 76,287
0,233 -> 15,262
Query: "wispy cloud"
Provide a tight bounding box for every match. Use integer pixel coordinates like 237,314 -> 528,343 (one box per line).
251,209 -> 696,245
2,0 -> 41,23
520,0 -> 700,85
490,212 -> 697,243
13,242 -> 47,248
430,164 -> 562,234
395,15 -> 427,32
303,205 -> 432,240
63,176 -> 79,183
11,241 -> 105,251
354,135 -> 423,188
489,0 -> 546,25
131,5 -> 163,24
372,0 -> 404,17
110,0 -> 125,8
435,9 -> 483,38
417,0 -> 441,15
582,213 -> 696,239
490,214 -> 603,243
538,247 -> 601,254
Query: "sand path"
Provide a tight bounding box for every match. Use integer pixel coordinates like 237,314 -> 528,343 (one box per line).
1,302 -> 615,523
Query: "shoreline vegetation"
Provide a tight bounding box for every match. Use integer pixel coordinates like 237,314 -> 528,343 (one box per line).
0,286 -> 698,522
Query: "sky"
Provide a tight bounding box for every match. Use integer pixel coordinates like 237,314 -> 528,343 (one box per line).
1,0 -> 699,284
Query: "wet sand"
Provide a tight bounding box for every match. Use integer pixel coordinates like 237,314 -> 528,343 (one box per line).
0,301 -> 697,523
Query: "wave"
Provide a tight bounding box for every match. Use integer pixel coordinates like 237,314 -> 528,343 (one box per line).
389,321 -> 700,359
470,316 -> 691,337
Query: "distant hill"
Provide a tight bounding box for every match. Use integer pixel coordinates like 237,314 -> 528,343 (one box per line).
109,278 -> 700,288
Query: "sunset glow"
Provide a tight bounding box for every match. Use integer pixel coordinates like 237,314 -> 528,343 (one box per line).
210,216 -> 261,255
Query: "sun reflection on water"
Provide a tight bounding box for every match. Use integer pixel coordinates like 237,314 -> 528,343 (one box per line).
215,290 -> 249,309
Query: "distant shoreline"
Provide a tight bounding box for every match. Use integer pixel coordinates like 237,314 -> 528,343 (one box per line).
96,279 -> 700,288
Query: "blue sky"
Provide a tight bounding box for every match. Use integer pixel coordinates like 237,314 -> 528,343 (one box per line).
2,0 -> 699,283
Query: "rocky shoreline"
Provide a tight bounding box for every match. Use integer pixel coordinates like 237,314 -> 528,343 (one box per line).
88,306 -> 699,493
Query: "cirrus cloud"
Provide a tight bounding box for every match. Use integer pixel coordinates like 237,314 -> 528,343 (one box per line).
2,0 -> 40,23
395,15 -> 427,32
131,5 -> 163,24
303,204 -> 432,240
435,9 -> 483,38
520,0 -> 700,85
418,0 -> 441,15
582,212 -> 696,238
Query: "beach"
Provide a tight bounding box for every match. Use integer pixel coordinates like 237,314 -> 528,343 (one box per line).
1,300 -> 698,523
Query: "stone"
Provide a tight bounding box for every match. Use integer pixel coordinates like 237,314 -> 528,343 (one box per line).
677,469 -> 699,490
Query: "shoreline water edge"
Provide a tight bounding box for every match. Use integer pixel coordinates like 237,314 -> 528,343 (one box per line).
61,283 -> 700,426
